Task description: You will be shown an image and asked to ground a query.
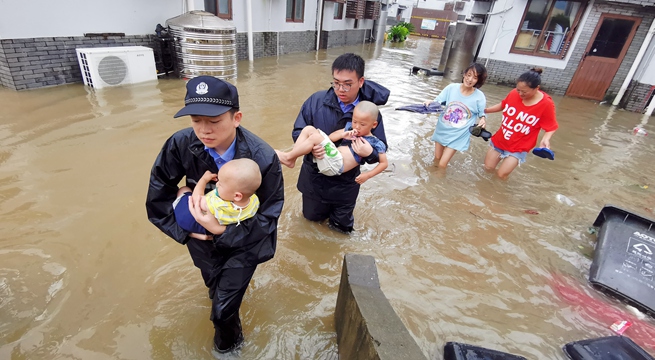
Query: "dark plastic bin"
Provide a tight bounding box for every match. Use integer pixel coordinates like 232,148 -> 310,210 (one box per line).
443,342 -> 527,360
590,205 -> 655,315
563,336 -> 654,360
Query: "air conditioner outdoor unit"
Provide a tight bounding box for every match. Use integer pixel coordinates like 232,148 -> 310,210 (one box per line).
76,46 -> 157,89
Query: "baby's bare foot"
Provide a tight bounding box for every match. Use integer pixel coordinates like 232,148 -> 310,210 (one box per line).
275,150 -> 296,168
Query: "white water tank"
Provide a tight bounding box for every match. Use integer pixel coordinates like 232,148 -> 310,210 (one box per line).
166,11 -> 237,79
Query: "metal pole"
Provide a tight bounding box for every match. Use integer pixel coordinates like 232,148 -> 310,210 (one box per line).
613,18 -> 655,106
316,0 -> 324,51
247,0 -> 254,61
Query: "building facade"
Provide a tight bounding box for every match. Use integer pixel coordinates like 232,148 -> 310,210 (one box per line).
0,0 -> 381,91
476,0 -> 655,113
387,0 -> 416,24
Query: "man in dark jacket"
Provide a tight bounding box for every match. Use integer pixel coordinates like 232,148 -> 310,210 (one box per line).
292,53 -> 389,233
146,76 -> 284,354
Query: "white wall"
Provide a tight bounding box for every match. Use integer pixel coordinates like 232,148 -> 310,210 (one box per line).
477,0 -> 593,70
635,38 -> 655,85
230,0 -> 318,33
401,9 -> 413,22
0,0 -> 183,39
417,0 -> 445,11
0,0 -> 323,39
321,2 -> 375,31
416,0 -> 474,18
322,2 -> 353,31
471,1 -> 492,16
387,3 -> 399,17
387,0 -> 414,21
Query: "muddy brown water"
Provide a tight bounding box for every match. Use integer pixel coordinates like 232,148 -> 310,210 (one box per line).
1,37 -> 654,359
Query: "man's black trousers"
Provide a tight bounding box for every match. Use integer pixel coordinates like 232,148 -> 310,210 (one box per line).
186,238 -> 256,349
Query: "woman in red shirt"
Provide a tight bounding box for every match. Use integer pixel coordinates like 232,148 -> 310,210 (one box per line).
483,68 -> 558,179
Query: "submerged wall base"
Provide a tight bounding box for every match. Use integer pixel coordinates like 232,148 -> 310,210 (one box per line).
335,254 -> 426,360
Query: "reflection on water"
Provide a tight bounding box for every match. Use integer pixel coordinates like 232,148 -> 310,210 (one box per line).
1,37 -> 654,359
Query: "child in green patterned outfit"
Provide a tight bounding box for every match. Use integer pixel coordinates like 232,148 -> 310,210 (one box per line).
276,101 -> 388,184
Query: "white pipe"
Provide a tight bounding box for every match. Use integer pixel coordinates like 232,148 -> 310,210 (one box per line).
488,5 -> 513,16
269,0 -> 278,57
645,90 -> 655,116
613,17 -> 655,106
247,0 -> 254,61
485,0 -> 515,66
186,0 -> 194,12
316,0 -> 324,51
268,0 -> 272,30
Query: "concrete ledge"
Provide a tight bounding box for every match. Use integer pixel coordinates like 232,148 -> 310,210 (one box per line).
335,254 -> 426,360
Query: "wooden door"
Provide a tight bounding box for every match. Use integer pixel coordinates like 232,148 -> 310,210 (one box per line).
566,14 -> 641,100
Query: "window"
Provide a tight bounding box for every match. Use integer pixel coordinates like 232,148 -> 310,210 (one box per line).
364,1 -> 380,19
345,0 -> 365,19
589,18 -> 635,58
512,0 -> 587,58
287,0 -> 305,22
334,2 -> 344,20
205,0 -> 232,20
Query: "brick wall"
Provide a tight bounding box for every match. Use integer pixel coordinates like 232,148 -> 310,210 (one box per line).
320,29 -> 371,49
0,43 -> 11,89
2,30 -> 370,90
0,35 -> 152,90
278,31 -> 317,55
235,29 -> 375,59
410,8 -> 458,39
480,1 -> 655,105
236,32 -> 279,60
235,31 -> 317,60
478,59 -> 566,95
604,0 -> 655,6
624,80 -> 655,112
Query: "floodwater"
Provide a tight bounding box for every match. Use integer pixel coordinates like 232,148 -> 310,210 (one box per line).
1,36 -> 655,360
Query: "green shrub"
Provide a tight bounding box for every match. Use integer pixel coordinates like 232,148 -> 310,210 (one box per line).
397,21 -> 415,33
387,22 -> 413,42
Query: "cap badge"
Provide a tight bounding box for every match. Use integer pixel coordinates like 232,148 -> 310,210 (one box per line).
195,82 -> 209,95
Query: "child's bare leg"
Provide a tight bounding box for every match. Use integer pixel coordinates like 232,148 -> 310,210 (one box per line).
434,142 -> 445,164
276,126 -> 325,168
339,146 -> 360,173
177,186 -> 192,197
437,147 -> 457,168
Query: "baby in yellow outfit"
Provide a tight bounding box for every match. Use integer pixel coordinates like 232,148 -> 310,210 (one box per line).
173,158 -> 261,234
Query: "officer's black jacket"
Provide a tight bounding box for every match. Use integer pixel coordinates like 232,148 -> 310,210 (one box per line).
291,80 -> 390,204
146,126 -> 284,268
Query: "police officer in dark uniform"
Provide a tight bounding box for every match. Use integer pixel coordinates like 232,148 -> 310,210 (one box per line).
146,76 -> 284,353
292,53 -> 389,233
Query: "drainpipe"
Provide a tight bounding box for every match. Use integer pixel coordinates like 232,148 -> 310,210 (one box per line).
270,0 -> 278,57
316,0 -> 325,51
645,89 -> 655,116
612,17 -> 655,106
247,0 -> 254,61
485,0 -> 515,67
186,0 -> 194,11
